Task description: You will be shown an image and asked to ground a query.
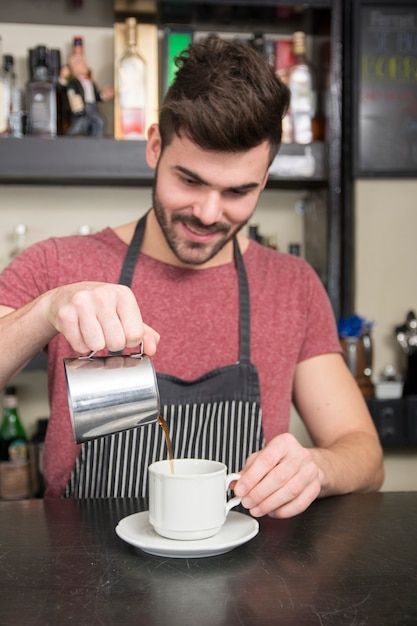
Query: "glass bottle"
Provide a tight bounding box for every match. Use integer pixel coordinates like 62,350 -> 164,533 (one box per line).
5,54 -> 26,138
0,386 -> 31,500
30,417 -> 48,498
275,39 -> 296,144
49,47 -> 67,136
26,45 -> 57,137
0,38 -> 6,134
248,224 -> 264,245
288,31 -> 317,144
9,223 -> 27,260
117,17 -> 146,140
0,46 -> 12,135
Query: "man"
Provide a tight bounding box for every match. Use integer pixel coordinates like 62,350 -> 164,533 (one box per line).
0,38 -> 384,516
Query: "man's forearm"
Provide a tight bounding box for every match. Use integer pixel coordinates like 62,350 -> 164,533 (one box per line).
0,296 -> 57,387
311,431 -> 384,498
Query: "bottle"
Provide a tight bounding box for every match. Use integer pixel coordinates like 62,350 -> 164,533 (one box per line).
250,32 -> 265,57
248,224 -> 264,245
275,39 -> 295,143
0,50 -> 13,135
49,47 -> 68,136
288,243 -> 301,256
5,55 -> 26,138
288,31 -> 317,144
0,38 -> 7,134
9,223 -> 27,260
30,418 -> 48,498
26,45 -> 57,137
116,17 -> 146,140
0,387 -> 31,500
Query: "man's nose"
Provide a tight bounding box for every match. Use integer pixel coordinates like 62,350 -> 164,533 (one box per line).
193,191 -> 222,224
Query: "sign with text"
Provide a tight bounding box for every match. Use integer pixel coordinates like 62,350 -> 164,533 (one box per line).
355,2 -> 417,175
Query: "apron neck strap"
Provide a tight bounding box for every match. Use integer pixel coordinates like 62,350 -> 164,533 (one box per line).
118,211 -> 251,364
118,212 -> 147,287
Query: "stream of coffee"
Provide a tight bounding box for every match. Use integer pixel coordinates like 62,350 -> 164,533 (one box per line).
158,415 -> 175,473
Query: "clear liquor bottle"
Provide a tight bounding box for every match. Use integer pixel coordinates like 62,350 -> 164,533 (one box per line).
5,55 -> 26,138
288,31 -> 317,145
117,17 -> 146,140
0,44 -> 12,135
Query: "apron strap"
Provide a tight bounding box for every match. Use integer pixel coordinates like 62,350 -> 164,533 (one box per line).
118,211 -> 251,364
233,237 -> 250,364
118,213 -> 148,287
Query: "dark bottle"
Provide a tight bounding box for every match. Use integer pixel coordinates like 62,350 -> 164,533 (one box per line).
0,386 -> 31,499
288,243 -> 301,256
26,45 -> 57,137
30,417 -> 48,498
49,47 -> 69,135
248,224 -> 264,245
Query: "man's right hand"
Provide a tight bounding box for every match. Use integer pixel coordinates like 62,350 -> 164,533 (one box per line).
46,281 -> 159,355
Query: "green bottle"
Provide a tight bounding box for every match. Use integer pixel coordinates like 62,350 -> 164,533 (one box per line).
0,386 -> 30,499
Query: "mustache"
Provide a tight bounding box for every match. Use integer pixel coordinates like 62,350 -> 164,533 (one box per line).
172,214 -> 229,235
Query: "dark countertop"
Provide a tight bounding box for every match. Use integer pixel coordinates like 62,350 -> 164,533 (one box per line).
1,492 -> 416,625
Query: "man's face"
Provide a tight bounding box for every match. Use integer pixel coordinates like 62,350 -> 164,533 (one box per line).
149,130 -> 270,267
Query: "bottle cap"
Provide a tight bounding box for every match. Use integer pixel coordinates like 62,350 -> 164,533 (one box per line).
5,386 -> 16,395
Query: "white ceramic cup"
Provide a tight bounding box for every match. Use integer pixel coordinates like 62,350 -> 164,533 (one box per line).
148,459 -> 241,540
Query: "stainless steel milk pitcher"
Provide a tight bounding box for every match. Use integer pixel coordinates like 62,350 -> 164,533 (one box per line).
64,351 -> 160,443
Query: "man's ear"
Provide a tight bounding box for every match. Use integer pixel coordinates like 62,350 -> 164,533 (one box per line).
146,124 -> 162,170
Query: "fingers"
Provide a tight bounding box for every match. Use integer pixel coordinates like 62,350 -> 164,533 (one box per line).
142,324 -> 160,356
49,282 -> 159,355
234,433 -> 321,519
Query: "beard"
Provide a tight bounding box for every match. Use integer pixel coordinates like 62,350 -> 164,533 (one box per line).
151,170 -> 250,266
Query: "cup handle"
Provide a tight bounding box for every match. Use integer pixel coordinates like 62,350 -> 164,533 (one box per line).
225,472 -> 241,513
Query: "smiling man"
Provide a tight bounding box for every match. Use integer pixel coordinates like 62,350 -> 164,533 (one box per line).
0,37 -> 384,515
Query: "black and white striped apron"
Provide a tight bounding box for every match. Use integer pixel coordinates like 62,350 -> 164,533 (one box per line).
65,213 -> 264,498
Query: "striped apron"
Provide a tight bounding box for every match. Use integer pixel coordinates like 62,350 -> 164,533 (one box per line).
65,213 -> 264,498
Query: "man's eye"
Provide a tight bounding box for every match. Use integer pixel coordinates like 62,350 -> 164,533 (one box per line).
228,188 -> 247,197
181,177 -> 198,186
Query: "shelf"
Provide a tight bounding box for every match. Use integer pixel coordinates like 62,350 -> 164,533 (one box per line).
0,137 -> 154,187
0,137 -> 327,188
1,0 -> 346,316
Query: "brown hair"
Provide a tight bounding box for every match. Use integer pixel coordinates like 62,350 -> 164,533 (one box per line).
159,37 -> 290,164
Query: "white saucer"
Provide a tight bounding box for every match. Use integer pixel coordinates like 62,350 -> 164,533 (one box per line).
115,510 -> 259,558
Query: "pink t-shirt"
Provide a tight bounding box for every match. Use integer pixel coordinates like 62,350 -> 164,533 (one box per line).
0,228 -> 341,497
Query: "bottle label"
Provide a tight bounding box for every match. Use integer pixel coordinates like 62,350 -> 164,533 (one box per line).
8,438 -> 27,462
0,461 -> 30,499
120,107 -> 145,139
